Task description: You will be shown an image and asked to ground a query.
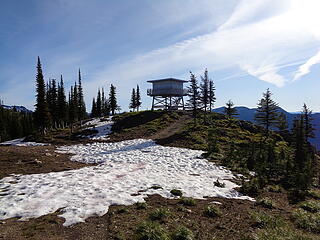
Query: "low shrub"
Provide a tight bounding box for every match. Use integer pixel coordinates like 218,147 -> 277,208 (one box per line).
179,198 -> 196,206
170,189 -> 183,197
204,205 -> 222,218
135,221 -> 169,240
293,209 -> 320,233
255,197 -> 276,209
250,211 -> 285,229
135,202 -> 148,210
171,226 -> 194,240
214,179 -> 226,188
149,208 -> 170,221
116,208 -> 129,214
299,200 -> 320,213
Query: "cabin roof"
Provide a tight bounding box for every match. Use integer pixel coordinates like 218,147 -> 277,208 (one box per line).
147,78 -> 188,83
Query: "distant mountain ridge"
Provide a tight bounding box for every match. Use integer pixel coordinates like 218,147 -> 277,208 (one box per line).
213,106 -> 320,151
1,105 -> 33,113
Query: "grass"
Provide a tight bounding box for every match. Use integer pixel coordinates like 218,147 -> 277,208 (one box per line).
135,221 -> 169,240
255,197 -> 276,209
250,211 -> 285,229
307,189 -> 320,200
116,208 -> 129,214
149,208 -> 171,221
204,205 -> 222,218
170,189 -> 183,197
135,202 -> 148,210
293,209 -> 320,233
171,226 -> 194,240
299,200 -> 320,213
179,197 -> 196,206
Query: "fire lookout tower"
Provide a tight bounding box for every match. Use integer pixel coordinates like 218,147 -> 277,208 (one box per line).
147,78 -> 188,110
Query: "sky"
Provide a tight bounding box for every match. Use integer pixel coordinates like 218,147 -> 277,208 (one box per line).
0,0 -> 319,112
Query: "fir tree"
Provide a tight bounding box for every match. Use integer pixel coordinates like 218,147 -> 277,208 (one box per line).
78,69 -> 86,122
34,57 -> 51,133
96,89 -> 102,117
109,84 -> 118,115
301,103 -> 315,141
68,86 -> 76,126
208,80 -> 216,111
48,78 -> 58,128
129,88 -> 136,111
101,88 -> 105,116
255,88 -> 279,137
277,112 -> 289,136
224,100 -> 238,118
57,75 -> 67,128
200,69 -> 209,117
91,98 -> 97,118
73,82 -> 79,122
136,85 -> 142,111
187,71 -> 200,121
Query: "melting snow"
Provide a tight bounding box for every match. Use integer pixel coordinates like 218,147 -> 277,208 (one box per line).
82,117 -> 113,140
0,138 -> 49,146
0,139 -> 253,226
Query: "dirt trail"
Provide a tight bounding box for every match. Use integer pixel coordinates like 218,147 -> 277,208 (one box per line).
150,113 -> 191,140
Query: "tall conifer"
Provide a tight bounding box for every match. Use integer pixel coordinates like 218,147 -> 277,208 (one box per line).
34,57 -> 50,133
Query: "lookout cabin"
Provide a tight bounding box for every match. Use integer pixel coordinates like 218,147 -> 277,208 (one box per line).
147,78 -> 188,110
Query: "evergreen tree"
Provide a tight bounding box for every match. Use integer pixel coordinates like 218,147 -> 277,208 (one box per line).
57,75 -> 67,128
136,85 -> 142,111
277,112 -> 289,136
255,88 -> 279,137
290,116 -> 313,191
73,82 -> 79,122
224,100 -> 238,118
34,57 -> 51,133
129,88 -> 136,111
68,86 -> 76,125
91,98 -> 97,118
301,103 -> 315,141
96,89 -> 102,117
109,84 -> 118,115
187,71 -> 200,121
200,69 -> 209,116
48,79 -> 58,128
101,88 -> 105,116
78,69 -> 86,122
208,80 -> 216,111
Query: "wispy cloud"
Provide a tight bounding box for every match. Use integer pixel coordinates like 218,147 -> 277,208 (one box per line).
293,50 -> 320,81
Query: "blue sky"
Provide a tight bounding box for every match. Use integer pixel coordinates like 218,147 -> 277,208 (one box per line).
0,0 -> 319,112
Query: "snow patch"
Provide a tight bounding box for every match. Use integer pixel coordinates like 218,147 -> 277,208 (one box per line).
82,117 -> 113,140
0,138 -> 49,146
0,139 -> 253,226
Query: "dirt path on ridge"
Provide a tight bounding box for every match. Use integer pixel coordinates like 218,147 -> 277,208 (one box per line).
150,113 -> 191,140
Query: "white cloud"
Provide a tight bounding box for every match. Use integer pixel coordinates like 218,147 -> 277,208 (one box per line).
293,50 -> 320,81
89,0 -> 320,96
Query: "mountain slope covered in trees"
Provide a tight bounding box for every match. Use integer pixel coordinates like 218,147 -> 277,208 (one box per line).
214,106 -> 320,150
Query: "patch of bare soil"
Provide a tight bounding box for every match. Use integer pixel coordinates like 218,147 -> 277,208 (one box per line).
0,145 -> 93,179
0,192 -> 297,240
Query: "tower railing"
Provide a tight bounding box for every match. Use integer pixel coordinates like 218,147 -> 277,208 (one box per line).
147,88 -> 188,96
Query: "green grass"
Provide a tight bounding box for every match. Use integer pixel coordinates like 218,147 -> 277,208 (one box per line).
250,211 -> 285,229
204,205 -> 222,218
293,209 -> 320,233
135,221 -> 169,240
255,197 -> 276,209
307,189 -> 320,200
171,226 -> 194,240
135,202 -> 148,210
179,197 -> 196,206
299,200 -> 320,213
149,208 -> 171,221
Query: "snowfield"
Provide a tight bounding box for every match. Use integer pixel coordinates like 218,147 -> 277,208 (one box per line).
0,139 -> 253,226
0,138 -> 49,146
82,117 -> 113,140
